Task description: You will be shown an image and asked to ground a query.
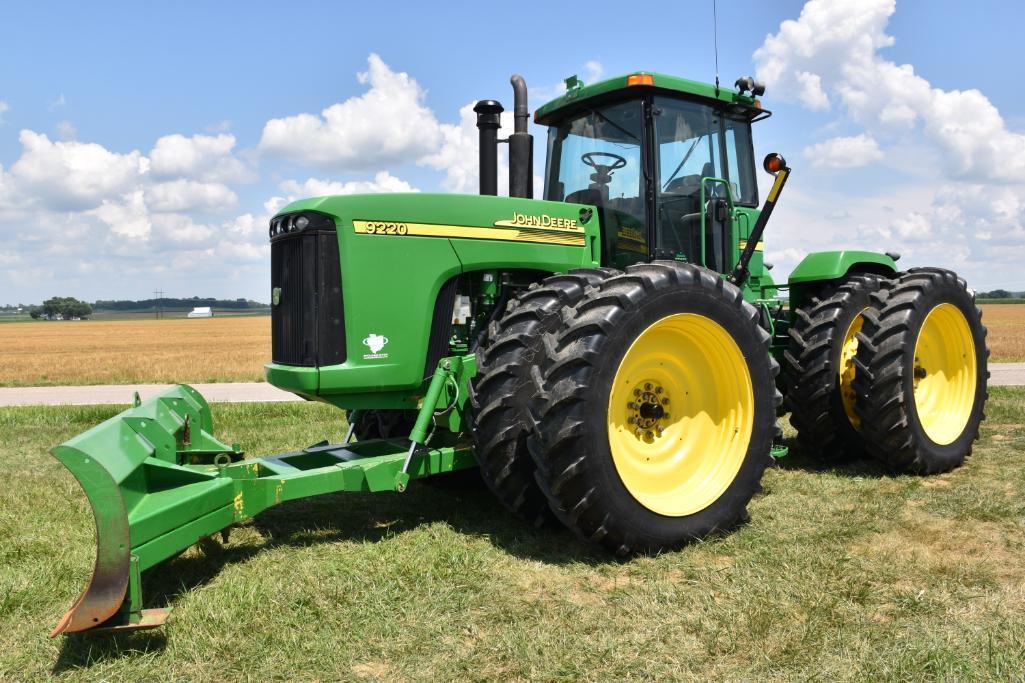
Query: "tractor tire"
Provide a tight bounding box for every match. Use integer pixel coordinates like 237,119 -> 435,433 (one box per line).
529,262 -> 781,555
783,273 -> 887,461
469,269 -> 617,527
852,268 -> 989,474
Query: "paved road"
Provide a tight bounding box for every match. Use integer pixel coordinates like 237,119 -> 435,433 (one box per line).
1,364 -> 1023,407
0,382 -> 301,407
992,363 -> 1025,387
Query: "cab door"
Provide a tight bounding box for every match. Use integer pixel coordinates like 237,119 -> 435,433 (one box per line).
652,96 -> 730,271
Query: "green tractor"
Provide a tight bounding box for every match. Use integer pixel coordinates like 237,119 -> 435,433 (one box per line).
49,71 -> 988,635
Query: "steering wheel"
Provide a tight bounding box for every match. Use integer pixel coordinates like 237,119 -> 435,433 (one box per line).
581,152 -> 627,172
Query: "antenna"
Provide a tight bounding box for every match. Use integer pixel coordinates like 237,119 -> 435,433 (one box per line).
713,0 -> 720,96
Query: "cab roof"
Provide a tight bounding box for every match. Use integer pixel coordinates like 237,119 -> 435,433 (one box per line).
533,71 -> 769,126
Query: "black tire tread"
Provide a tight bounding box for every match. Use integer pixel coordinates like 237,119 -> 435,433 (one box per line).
852,267 -> 989,474
529,261 -> 781,555
468,268 -> 618,526
783,273 -> 884,460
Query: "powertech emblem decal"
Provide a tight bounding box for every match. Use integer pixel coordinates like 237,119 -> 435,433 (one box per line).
353,217 -> 584,246
362,333 -> 389,360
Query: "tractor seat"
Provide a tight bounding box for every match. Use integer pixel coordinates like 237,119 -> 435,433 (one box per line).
565,188 -> 603,206
664,174 -> 703,196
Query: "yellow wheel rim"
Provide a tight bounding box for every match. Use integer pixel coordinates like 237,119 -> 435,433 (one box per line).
912,303 -> 976,445
606,313 -> 754,517
839,310 -> 866,429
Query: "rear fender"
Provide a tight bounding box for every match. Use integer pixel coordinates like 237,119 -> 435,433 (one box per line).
787,250 -> 898,310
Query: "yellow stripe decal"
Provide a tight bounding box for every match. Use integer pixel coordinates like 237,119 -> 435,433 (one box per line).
353,220 -> 585,246
767,169 -> 788,202
738,240 -> 764,252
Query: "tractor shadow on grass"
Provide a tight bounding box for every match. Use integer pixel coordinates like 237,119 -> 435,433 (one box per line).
772,433 -> 894,478
53,631 -> 169,673
245,478 -> 611,566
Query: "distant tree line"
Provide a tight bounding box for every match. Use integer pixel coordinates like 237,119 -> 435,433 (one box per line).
18,295 -> 269,320
977,289 -> 1024,299
28,296 -> 93,319
93,297 -> 268,311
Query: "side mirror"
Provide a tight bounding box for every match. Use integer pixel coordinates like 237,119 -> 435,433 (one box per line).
763,153 -> 787,176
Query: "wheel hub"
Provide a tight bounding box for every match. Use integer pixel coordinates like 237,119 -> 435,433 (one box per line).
912,303 -> 976,445
626,382 -> 671,441
606,312 -> 755,517
839,311 -> 866,428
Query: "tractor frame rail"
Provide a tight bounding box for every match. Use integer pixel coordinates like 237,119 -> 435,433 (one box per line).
50,377 -> 474,636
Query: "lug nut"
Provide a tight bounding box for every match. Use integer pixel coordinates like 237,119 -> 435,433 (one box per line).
627,417 -> 634,424
645,383 -> 653,391
634,388 -> 641,397
662,398 -> 670,406
655,387 -> 663,394
628,402 -> 636,410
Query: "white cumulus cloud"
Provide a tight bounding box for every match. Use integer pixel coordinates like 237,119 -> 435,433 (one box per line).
149,133 -> 253,183
145,179 -> 238,213
87,190 -> 151,239
803,134 -> 883,169
754,0 -> 1025,183
279,171 -> 417,198
10,131 -> 148,211
259,54 -> 443,170
754,0 -> 1025,290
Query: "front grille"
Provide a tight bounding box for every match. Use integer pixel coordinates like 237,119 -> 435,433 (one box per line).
270,213 -> 345,366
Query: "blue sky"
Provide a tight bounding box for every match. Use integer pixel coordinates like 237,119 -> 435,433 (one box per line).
1,0 -> 1023,304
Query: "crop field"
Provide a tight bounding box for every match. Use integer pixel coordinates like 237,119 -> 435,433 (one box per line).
0,303 -> 1020,388
0,317 -> 270,387
980,303 -> 1025,362
1,389 -> 1023,680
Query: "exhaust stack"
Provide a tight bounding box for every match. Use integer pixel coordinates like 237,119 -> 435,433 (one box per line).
474,99 -> 503,196
508,75 -> 533,198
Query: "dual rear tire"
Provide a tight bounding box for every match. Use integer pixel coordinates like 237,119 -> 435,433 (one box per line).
785,268 -> 988,474
471,262 -> 781,554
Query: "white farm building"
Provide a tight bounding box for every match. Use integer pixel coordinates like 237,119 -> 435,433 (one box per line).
187,307 -> 213,318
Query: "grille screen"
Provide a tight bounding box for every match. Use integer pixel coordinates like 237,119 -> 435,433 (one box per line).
270,215 -> 345,366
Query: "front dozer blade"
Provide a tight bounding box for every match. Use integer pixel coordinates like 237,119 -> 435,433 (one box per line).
49,375 -> 476,636
50,385 -> 239,636
49,440 -> 132,635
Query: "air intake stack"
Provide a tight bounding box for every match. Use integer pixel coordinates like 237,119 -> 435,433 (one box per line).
473,100 -> 503,196
508,75 -> 533,198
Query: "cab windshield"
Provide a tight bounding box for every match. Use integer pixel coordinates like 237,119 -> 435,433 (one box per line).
545,94 -> 758,271
544,100 -> 647,267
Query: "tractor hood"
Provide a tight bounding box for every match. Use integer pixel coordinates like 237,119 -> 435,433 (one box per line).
265,193 -> 601,408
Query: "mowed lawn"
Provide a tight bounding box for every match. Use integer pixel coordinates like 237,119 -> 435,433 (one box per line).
0,316 -> 270,386
1,390 -> 1023,680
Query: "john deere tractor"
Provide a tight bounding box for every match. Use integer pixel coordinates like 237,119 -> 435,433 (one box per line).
49,71 -> 988,635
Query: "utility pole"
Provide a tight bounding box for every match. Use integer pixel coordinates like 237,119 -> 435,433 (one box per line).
153,289 -> 164,319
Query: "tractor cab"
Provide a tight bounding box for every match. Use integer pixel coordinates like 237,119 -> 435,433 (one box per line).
535,73 -> 768,271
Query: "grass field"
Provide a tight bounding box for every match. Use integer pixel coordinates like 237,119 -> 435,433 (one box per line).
1,389 -> 1023,680
0,317 -> 270,386
0,303 -> 1021,388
